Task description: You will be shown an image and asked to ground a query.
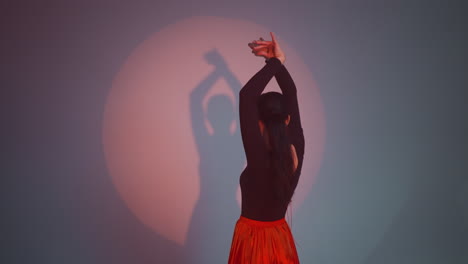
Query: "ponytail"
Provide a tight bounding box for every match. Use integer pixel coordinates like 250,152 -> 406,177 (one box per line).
264,114 -> 295,204
258,92 -> 295,204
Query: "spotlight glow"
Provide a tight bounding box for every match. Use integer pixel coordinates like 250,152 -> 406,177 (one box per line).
102,16 -> 325,245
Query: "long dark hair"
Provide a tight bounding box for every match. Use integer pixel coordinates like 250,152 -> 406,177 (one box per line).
257,92 -> 294,204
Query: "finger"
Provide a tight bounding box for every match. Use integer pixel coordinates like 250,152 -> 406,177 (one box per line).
249,43 -> 269,49
254,48 -> 268,55
252,48 -> 267,55
254,51 -> 267,57
270,32 -> 276,43
249,45 -> 266,51
253,40 -> 272,45
248,42 -> 260,48
252,45 -> 269,51
252,50 -> 266,56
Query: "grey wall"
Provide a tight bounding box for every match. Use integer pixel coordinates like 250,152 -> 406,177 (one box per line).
3,0 -> 467,263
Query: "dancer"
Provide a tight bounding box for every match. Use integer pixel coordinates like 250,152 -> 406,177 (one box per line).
228,32 -> 305,263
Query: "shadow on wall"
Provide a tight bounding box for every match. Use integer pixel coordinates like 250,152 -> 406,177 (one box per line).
185,49 -> 245,263
92,49 -> 244,264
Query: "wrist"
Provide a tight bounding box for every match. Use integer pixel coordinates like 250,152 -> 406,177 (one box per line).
265,57 -> 285,65
271,56 -> 285,64
278,56 -> 285,64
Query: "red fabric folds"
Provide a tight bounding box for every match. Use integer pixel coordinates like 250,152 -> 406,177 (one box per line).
228,216 -> 299,263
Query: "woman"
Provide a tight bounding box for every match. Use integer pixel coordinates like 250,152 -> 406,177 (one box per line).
228,32 -> 305,263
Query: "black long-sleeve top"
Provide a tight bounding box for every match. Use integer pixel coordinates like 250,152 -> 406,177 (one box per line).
239,57 -> 305,221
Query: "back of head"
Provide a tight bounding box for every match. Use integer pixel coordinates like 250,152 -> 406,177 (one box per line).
257,92 -> 294,204
257,92 -> 288,123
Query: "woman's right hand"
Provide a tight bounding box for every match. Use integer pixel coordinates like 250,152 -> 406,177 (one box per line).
251,32 -> 286,64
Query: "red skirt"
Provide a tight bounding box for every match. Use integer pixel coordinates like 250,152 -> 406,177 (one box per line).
228,215 -> 299,263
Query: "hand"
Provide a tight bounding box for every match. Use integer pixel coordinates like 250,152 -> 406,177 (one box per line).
248,32 -> 286,64
248,37 -> 274,60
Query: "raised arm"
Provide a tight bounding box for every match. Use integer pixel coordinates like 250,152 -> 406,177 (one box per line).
273,62 -> 304,144
239,57 -> 283,167
250,32 -> 302,141
273,62 -> 305,192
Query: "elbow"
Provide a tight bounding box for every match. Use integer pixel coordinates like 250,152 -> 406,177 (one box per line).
239,82 -> 255,97
239,89 -> 252,104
